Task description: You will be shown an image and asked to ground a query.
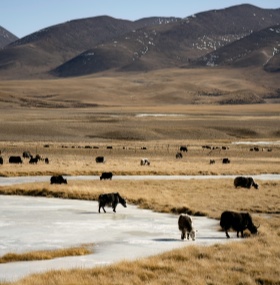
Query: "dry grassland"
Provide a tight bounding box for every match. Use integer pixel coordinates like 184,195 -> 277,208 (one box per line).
0,178 -> 279,285
0,246 -> 93,264
0,68 -> 279,284
0,138 -> 279,177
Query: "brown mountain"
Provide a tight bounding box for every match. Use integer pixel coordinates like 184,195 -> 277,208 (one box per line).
192,24 -> 280,71
51,4 -> 280,77
0,26 -> 18,48
0,4 -> 280,79
0,16 -> 179,79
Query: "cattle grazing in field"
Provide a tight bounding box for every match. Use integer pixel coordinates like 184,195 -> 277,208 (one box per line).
210,159 -> 215,164
234,176 -> 259,189
95,156 -> 105,163
98,192 -> 127,213
222,158 -> 230,164
45,158 -> 49,164
35,154 -> 43,161
180,146 -> 188,152
50,175 -> 67,184
178,214 -> 196,241
23,151 -> 32,159
29,157 -> 39,164
176,152 -> 183,159
9,156 -> 23,164
0,156 -> 3,165
140,158 -> 150,165
202,145 -> 211,150
100,172 -> 113,180
220,211 -> 259,238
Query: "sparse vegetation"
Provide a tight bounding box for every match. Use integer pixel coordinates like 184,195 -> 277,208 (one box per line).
0,56 -> 279,285
0,245 -> 93,264
0,178 -> 279,285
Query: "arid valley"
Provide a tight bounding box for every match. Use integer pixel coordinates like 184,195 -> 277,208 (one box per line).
0,3 -> 280,284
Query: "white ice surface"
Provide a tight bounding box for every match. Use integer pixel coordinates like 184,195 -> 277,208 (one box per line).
0,195 -> 235,282
0,174 -> 279,186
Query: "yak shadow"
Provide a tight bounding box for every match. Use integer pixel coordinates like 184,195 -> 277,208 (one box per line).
196,236 -> 227,240
78,211 -> 98,215
152,238 -> 179,242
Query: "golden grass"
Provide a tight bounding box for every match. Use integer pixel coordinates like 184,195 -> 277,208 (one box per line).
0,144 -> 279,285
0,245 -> 93,264
0,71 -> 279,285
1,215 -> 279,285
0,179 -> 279,219
0,140 -> 279,177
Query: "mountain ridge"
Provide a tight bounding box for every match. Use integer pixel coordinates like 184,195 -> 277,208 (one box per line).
0,4 -> 279,80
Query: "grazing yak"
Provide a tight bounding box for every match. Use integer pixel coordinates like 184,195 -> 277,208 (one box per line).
23,151 -> 32,159
222,158 -> 230,164
140,158 -> 150,165
176,152 -> 183,159
50,175 -> 67,184
180,146 -> 188,152
0,156 -> 3,165
95,156 -> 105,163
29,157 -> 39,164
9,156 -> 23,164
98,192 -> 127,213
178,214 -> 196,241
234,176 -> 259,189
100,172 -> 113,180
220,211 -> 259,238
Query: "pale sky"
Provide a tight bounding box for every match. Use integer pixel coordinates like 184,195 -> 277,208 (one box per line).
2,0 -> 280,38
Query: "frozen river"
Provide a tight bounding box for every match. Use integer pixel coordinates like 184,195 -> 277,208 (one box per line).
0,174 -> 279,186
1,174 -> 279,281
1,195 -> 232,282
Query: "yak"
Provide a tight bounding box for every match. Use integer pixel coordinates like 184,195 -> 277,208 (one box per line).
96,156 -> 105,163
222,158 -> 230,164
176,152 -> 183,159
180,146 -> 188,152
140,158 -> 150,165
234,176 -> 259,189
23,151 -> 32,159
29,157 -> 39,164
220,210 -> 259,238
98,192 -> 126,213
100,172 -> 113,180
9,156 -> 23,164
178,214 -> 196,241
50,175 -> 67,184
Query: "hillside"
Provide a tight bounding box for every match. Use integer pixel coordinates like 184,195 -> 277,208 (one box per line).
192,24 -> 280,69
0,26 -> 18,48
50,4 -> 280,77
0,5 -> 280,79
0,16 -> 178,79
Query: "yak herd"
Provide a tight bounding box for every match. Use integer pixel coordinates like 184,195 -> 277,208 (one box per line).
1,146 -> 261,240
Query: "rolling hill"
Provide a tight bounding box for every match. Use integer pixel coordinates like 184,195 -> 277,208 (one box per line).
0,4 -> 280,79
52,5 -> 280,77
0,26 -> 18,48
192,24 -> 280,69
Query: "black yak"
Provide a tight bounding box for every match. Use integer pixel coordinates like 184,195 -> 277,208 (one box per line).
50,175 -> 67,184
234,176 -> 258,189
98,192 -> 126,213
100,172 -> 113,180
178,214 -> 196,241
220,211 -> 259,238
